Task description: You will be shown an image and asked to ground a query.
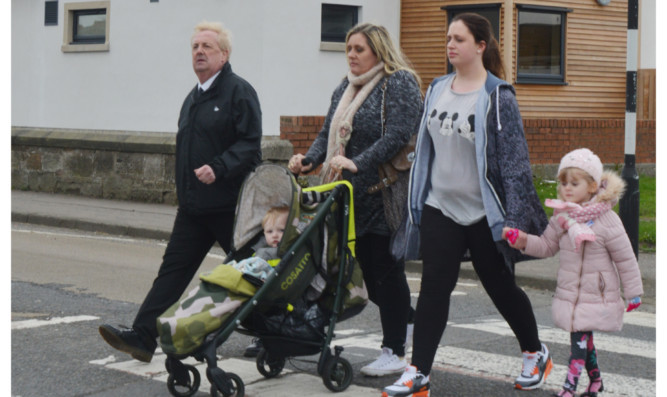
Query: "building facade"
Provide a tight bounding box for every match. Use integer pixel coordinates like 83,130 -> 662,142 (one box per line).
11,0 -> 401,136
12,0 -> 656,167
285,0 -> 656,166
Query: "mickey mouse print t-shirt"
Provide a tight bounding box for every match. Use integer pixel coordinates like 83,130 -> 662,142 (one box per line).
424,78 -> 485,225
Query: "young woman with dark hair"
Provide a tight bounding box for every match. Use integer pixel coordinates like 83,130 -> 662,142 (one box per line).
382,13 -> 552,396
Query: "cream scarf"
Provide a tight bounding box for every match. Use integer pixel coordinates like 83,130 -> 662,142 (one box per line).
320,62 -> 386,183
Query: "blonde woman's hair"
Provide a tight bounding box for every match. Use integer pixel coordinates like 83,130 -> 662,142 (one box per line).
346,23 -> 422,88
192,21 -> 232,56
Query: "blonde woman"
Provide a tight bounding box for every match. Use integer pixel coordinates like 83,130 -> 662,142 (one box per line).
288,23 -> 422,377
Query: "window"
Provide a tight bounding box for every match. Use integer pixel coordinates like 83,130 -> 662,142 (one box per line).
72,9 -> 106,44
443,4 -> 501,74
61,1 -> 110,53
321,4 -> 359,51
516,5 -> 571,84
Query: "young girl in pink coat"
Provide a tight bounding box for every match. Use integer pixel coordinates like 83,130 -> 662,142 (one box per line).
504,148 -> 643,397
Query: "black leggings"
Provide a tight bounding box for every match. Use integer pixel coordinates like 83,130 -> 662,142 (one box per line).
356,233 -> 414,357
411,205 -> 541,375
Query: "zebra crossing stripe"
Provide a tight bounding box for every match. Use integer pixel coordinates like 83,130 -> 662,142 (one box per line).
92,354 -> 379,396
623,311 -> 656,327
11,315 -> 99,330
90,314 -> 655,396
450,319 -> 655,359
432,346 -> 655,396
332,328 -> 654,396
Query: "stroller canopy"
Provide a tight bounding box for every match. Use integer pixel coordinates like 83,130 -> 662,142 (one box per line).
232,164 -> 298,252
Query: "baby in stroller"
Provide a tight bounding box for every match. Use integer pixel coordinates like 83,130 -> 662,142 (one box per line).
157,164 -> 368,396
243,205 -> 288,356
228,205 -> 289,287
254,205 -> 289,261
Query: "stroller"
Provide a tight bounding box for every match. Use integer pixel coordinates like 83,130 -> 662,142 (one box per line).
157,164 -> 368,397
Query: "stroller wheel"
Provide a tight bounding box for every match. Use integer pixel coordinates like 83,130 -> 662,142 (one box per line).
166,364 -> 200,397
209,372 -> 244,397
256,348 -> 285,378
322,356 -> 353,392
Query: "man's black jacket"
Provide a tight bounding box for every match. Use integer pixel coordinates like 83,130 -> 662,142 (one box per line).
176,62 -> 262,215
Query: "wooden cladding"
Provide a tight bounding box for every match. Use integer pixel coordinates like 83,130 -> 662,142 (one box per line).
400,0 -> 639,120
400,1 -> 448,92
637,69 -> 656,120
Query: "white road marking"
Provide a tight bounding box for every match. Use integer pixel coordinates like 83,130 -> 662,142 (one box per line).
411,291 -> 465,298
93,354 -> 378,396
89,317 -> 655,396
89,355 -> 118,365
332,329 -> 655,396
406,277 -> 478,288
451,319 -> 655,359
432,346 -> 655,396
12,228 -> 143,243
12,227 -> 227,260
11,315 -> 99,330
623,311 -> 656,327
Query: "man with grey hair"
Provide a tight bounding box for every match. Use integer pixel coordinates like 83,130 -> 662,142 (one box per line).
99,21 -> 262,363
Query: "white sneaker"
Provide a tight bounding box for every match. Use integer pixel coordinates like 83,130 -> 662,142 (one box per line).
360,347 -> 407,377
405,323 -> 414,352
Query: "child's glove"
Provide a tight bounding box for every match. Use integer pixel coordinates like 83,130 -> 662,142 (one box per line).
626,296 -> 641,312
506,228 -> 519,245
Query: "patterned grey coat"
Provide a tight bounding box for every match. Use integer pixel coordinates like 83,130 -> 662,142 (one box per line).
305,70 -> 423,237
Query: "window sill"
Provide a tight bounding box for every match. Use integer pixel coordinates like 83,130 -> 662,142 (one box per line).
320,42 -> 345,52
62,42 -> 109,53
515,78 -> 568,86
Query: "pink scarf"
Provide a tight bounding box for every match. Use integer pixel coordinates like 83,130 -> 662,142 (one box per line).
545,199 -> 613,252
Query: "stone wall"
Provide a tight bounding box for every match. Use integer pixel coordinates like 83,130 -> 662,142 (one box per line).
11,127 -> 293,204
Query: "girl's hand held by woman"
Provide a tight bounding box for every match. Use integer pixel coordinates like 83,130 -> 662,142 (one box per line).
503,227 -> 528,250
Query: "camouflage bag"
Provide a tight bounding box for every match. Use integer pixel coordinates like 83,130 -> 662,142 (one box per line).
157,265 -> 257,356
318,253 -> 368,321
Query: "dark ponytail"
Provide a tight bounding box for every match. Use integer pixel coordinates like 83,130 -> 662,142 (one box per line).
451,13 -> 505,79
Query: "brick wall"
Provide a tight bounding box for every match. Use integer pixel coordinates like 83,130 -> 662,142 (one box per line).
524,119 -> 656,164
280,116 -> 325,155
280,116 -> 656,166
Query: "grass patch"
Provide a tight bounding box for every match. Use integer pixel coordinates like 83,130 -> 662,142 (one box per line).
532,175 -> 655,253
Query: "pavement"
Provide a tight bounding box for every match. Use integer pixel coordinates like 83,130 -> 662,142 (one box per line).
11,190 -> 656,306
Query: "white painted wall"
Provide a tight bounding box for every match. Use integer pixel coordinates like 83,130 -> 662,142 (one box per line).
11,0 -> 400,135
639,0 -> 656,69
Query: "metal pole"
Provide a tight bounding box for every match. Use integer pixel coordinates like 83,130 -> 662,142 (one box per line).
620,0 -> 640,258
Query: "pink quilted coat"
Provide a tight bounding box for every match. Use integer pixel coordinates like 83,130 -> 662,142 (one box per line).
524,171 -> 643,332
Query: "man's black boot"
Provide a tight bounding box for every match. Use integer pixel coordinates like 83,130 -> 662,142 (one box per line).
99,324 -> 156,363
